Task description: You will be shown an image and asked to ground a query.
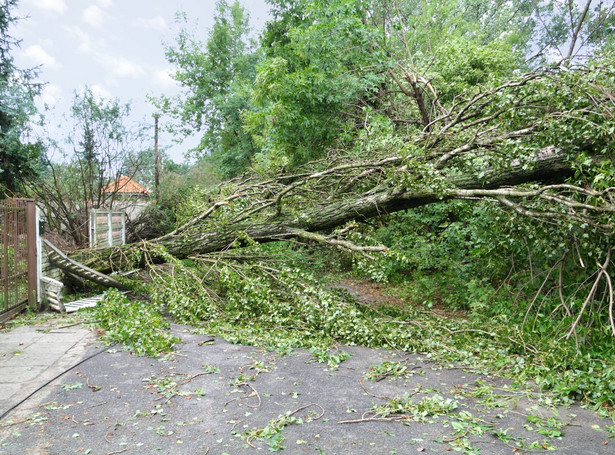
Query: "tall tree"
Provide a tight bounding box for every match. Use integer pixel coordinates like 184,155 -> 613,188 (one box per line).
157,0 -> 258,178
32,88 -> 147,246
0,0 -> 42,196
245,0 -> 529,170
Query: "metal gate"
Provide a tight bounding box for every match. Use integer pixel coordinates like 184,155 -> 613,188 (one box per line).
0,199 -> 37,322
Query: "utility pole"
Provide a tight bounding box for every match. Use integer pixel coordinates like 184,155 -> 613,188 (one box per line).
154,114 -> 160,203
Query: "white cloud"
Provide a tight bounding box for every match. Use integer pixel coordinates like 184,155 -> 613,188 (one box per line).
152,69 -> 175,88
41,83 -> 62,106
23,44 -> 60,69
132,15 -> 168,31
63,26 -> 94,54
83,5 -> 105,27
65,26 -> 144,80
101,55 -> 145,79
90,84 -> 112,100
28,0 -> 66,14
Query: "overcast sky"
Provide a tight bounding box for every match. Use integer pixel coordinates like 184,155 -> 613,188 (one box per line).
12,0 -> 271,162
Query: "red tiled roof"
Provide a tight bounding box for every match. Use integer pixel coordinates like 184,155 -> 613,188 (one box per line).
102,176 -> 150,195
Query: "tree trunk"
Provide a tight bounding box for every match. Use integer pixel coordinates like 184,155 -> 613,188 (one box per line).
70,150 -> 573,273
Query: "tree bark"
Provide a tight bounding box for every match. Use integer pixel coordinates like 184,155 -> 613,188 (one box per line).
71,150 -> 573,273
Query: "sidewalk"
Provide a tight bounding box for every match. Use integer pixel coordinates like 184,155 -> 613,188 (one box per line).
0,317 -> 98,419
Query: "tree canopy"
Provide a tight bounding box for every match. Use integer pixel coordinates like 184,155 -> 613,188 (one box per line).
156,0 -> 259,178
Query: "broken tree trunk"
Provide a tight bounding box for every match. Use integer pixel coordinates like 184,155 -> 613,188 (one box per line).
70,149 -> 573,273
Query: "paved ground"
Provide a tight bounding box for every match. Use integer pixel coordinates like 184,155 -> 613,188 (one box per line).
0,318 -> 613,454
0,318 -> 96,419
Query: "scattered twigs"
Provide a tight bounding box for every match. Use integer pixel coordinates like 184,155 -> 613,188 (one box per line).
245,403 -> 325,448
161,193 -> 243,239
359,379 -> 393,401
522,261 -> 558,330
290,403 -> 325,420
604,261 -> 615,336
442,428 -> 470,443
0,418 -> 28,427
105,449 -> 127,455
430,70 -> 545,136
524,236 -> 535,284
271,156 -> 402,216
238,382 -> 262,409
554,258 -> 573,317
449,184 -> 615,230
339,383 -> 422,425
441,327 -> 495,337
150,372 -> 212,404
86,377 -> 101,392
434,126 -> 536,169
507,332 -> 539,355
338,415 -> 410,424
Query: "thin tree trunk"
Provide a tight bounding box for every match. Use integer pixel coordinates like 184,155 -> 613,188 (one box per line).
566,0 -> 593,62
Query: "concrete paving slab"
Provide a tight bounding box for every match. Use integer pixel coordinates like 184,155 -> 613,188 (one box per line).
0,385 -> 21,402
34,331 -> 94,343
0,366 -> 46,383
0,339 -> 41,355
2,343 -> 79,367
0,317 -> 98,419
0,327 -> 45,344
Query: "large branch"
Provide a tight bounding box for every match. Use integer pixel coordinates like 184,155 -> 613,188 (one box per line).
71,149 -> 574,273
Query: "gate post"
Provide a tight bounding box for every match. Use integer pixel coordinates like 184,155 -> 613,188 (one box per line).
26,200 -> 38,310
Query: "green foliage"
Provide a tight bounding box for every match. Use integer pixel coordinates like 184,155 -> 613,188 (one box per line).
247,0 -> 537,169
526,412 -> 565,438
94,289 -> 179,356
244,404 -> 322,452
202,364 -> 220,374
125,236 -> 615,412
372,392 -> 458,420
0,0 -> 43,196
156,0 -> 614,178
61,382 -> 83,391
158,1 -> 258,177
309,347 -> 352,368
85,0 -> 615,424
365,360 -> 415,382
247,0 -> 389,169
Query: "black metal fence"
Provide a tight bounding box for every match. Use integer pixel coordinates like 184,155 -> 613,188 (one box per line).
0,199 -> 37,322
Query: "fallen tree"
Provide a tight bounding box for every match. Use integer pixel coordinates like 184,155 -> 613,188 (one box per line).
71,147 -> 578,272
61,64 -> 615,342
70,63 -> 615,272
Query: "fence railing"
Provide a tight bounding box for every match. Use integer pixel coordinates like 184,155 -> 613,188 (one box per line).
0,199 -> 37,322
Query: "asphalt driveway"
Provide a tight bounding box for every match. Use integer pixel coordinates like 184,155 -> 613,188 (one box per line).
0,321 -> 613,454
